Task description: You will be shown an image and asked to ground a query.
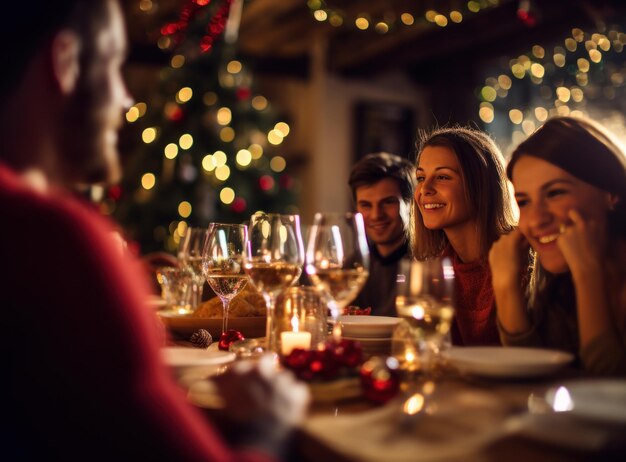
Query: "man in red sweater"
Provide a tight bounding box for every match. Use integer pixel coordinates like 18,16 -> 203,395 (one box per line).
0,1 -> 308,460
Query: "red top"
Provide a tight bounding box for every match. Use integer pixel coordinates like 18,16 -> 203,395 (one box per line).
1,163 -> 274,461
444,247 -> 501,346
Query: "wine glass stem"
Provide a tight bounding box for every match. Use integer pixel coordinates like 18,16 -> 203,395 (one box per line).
328,300 -> 342,340
263,293 -> 276,351
192,282 -> 204,307
221,298 -> 230,334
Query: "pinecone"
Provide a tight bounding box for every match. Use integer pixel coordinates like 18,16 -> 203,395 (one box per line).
189,329 -> 212,348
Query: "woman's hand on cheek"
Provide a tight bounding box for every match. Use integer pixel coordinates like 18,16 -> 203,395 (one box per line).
488,228 -> 529,289
557,209 -> 605,274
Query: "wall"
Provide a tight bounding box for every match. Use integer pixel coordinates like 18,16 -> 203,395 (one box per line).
259,67 -> 427,226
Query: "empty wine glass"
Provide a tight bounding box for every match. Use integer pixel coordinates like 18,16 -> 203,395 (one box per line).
395,257 -> 455,376
244,213 -> 305,352
305,212 -> 370,337
178,227 -> 208,309
202,223 -> 248,334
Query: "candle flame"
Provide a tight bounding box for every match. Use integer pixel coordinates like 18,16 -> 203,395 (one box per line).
291,314 -> 299,332
403,393 -> 425,415
551,386 -> 574,412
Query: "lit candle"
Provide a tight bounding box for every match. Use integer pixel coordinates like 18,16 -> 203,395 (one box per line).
280,315 -> 311,356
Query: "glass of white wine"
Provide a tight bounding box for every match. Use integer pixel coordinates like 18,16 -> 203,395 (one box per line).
305,212 -> 370,336
178,227 -> 208,309
395,257 -> 455,376
202,223 -> 248,335
244,213 -> 304,351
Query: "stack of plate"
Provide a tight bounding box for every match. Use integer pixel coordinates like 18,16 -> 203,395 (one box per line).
337,315 -> 401,358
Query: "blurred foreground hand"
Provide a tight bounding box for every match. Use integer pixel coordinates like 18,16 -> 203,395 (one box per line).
212,354 -> 311,456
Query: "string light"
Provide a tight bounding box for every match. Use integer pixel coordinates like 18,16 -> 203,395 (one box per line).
220,187 -> 235,204
478,25 -> 626,151
178,201 -> 192,218
164,143 -> 179,159
236,149 -> 252,167
202,154 -> 216,171
141,173 -> 156,190
270,156 -> 286,172
267,129 -> 284,145
300,0 -> 501,34
142,127 -> 157,144
178,133 -> 193,150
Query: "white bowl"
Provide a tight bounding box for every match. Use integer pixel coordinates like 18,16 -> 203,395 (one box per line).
335,315 -> 401,338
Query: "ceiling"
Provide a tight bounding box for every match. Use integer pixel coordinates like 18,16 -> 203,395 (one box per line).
124,0 -> 626,79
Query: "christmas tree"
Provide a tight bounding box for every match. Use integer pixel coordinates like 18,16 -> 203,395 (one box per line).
114,0 -> 299,254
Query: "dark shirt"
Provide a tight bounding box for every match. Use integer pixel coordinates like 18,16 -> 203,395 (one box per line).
352,241 -> 408,317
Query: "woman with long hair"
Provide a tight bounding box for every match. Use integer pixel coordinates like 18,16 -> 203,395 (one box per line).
410,126 -> 516,345
489,116 -> 626,376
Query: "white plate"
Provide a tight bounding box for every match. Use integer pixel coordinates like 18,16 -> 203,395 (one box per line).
334,315 -> 401,338
161,347 -> 235,369
444,346 -> 574,378
546,380 -> 626,424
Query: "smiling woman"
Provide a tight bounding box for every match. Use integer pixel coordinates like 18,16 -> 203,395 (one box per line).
410,126 -> 516,346
489,116 -> 626,376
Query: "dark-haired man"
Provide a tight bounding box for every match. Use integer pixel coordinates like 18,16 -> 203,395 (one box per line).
349,152 -> 416,316
1,1 -> 307,460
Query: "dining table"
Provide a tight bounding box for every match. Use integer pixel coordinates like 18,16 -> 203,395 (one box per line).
166,338 -> 626,462
296,372 -> 623,462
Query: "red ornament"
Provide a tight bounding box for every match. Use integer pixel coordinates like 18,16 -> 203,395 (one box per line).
167,106 -> 184,122
160,23 -> 180,36
200,36 -> 214,53
360,356 -> 401,404
160,0 -> 234,52
236,87 -> 252,101
279,174 -> 293,190
259,175 -> 275,192
199,0 -> 232,53
281,339 -> 363,381
516,0 -> 538,27
218,329 -> 245,351
344,306 -> 372,316
231,197 -> 247,213
516,9 -> 537,26
108,185 -> 122,200
326,338 -> 363,368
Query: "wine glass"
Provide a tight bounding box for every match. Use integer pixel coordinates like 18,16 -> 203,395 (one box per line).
395,257 -> 455,376
305,212 -> 370,337
201,223 -> 248,334
178,227 -> 208,309
244,213 -> 305,352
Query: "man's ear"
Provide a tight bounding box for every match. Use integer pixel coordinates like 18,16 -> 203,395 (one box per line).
51,31 -> 80,94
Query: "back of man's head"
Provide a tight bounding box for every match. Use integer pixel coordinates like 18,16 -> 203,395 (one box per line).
348,152 -> 415,204
1,0 -> 110,100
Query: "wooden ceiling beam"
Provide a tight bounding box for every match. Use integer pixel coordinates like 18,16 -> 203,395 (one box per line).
327,0 -> 608,76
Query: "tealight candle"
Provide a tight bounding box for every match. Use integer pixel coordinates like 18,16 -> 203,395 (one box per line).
280,315 -> 311,355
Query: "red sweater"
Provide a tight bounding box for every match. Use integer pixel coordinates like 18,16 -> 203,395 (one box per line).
1,163 -> 273,461
445,249 -> 501,346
